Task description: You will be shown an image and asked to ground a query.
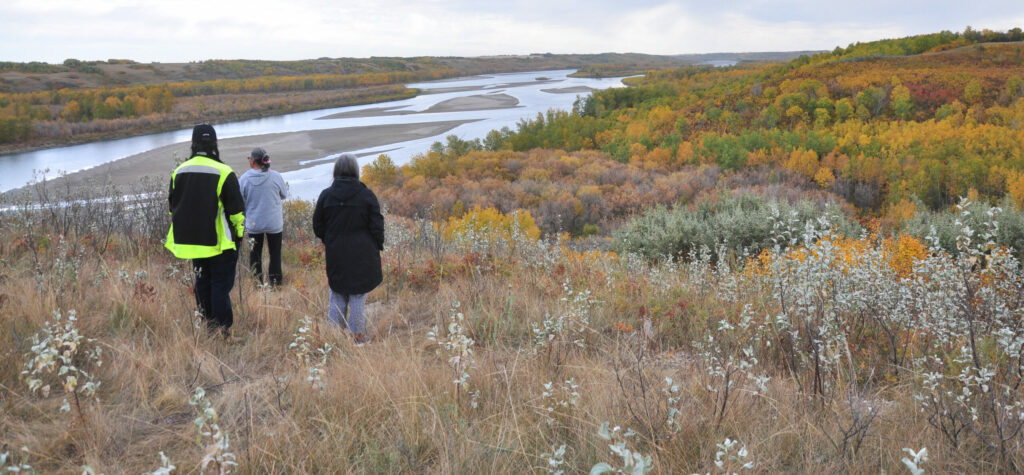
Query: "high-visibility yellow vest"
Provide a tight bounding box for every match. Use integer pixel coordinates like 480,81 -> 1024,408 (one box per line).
165,155 -> 246,259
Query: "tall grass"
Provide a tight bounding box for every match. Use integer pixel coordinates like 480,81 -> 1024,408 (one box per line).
1,180 -> 1021,473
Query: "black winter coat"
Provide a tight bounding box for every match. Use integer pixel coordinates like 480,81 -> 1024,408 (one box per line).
312,177 -> 385,295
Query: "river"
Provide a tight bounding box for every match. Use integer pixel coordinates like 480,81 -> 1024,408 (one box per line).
0,69 -> 627,200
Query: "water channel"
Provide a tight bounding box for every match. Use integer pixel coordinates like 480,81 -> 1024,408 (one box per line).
0,69 -> 627,200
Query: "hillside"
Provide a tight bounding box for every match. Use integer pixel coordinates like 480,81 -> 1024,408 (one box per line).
674,50 -> 823,63
4,28 -> 1024,473
5,171 -> 1024,473
367,29 -> 1023,232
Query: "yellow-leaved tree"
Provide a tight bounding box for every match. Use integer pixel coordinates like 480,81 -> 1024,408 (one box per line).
362,154 -> 398,188
443,206 -> 541,242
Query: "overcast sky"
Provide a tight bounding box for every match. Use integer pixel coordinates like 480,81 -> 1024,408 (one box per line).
2,1 -> 1022,63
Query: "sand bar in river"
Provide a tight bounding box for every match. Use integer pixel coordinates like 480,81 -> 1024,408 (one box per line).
318,93 -> 519,119
23,120 -> 475,194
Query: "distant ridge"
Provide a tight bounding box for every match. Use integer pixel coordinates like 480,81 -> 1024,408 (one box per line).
674,51 -> 825,63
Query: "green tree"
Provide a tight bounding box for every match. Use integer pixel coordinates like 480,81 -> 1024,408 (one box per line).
964,80 -> 983,105
700,135 -> 746,170
835,98 -> 854,121
1004,76 -> 1023,100
856,86 -> 888,117
813,107 -> 831,128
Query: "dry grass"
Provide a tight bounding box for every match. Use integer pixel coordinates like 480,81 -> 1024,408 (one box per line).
0,191 -> 1012,474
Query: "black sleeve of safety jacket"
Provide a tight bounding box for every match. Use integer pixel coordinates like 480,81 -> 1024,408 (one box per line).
168,175 -> 176,212
220,172 -> 245,217
220,172 -> 245,241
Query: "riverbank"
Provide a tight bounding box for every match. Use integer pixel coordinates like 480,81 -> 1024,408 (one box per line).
0,76 -> 554,156
2,69 -> 632,197
0,87 -> 421,157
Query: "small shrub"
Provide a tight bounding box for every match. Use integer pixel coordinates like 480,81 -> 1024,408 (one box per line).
901,447 -> 927,475
189,387 -> 237,474
901,196 -> 1024,260
149,452 -> 176,475
613,192 -> 859,261
713,438 -> 755,472
21,309 -> 103,423
289,315 -> 332,393
282,199 -> 315,243
590,422 -> 654,474
444,206 -> 541,242
540,444 -> 567,474
427,301 -> 479,408
1,450 -> 34,473
540,378 -> 580,426
531,279 -> 596,365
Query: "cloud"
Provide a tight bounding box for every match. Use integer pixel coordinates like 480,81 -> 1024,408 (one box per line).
1,0 -> 1022,62
587,4 -> 906,54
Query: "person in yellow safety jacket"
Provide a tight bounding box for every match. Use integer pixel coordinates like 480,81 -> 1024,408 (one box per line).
165,123 -> 246,334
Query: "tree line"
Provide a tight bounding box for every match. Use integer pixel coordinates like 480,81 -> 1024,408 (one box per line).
0,68 -> 458,144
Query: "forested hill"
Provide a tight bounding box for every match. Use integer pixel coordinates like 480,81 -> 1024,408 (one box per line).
674,51 -> 823,63
366,28 -> 1024,237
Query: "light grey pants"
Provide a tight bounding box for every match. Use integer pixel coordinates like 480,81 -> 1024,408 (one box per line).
328,291 -> 367,336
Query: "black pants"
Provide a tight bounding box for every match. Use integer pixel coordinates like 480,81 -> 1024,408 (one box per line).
249,232 -> 283,286
192,249 -> 237,331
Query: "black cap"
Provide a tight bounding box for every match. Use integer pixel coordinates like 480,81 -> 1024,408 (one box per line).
192,123 -> 217,144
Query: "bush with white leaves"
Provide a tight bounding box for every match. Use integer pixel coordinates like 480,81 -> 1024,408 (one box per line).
189,387 -> 236,474
590,422 -> 654,475
288,315 -> 332,393
428,301 -> 480,408
20,309 -> 103,421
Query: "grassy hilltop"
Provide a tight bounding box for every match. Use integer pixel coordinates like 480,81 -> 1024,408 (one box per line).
4,27 -> 1024,473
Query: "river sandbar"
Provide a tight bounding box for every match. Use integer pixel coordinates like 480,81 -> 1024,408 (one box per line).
541,86 -> 597,94
17,120 -> 476,195
318,93 -> 519,119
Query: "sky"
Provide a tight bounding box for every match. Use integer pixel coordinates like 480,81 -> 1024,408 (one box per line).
2,0 -> 1023,63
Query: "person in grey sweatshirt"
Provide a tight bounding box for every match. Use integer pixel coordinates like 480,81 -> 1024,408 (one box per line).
239,147 -> 289,286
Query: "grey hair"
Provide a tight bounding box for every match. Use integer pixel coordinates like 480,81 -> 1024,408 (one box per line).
333,153 -> 359,179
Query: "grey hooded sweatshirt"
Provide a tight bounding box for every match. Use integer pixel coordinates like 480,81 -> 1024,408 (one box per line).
239,169 -> 289,234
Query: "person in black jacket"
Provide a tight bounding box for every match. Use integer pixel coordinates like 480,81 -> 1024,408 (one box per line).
166,123 -> 246,335
312,153 -> 384,344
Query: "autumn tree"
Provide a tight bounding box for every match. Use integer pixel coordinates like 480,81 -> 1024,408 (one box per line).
363,154 -> 399,188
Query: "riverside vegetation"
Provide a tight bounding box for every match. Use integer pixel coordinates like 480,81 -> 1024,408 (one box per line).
4,28 -> 1024,473
0,53 -> 697,152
